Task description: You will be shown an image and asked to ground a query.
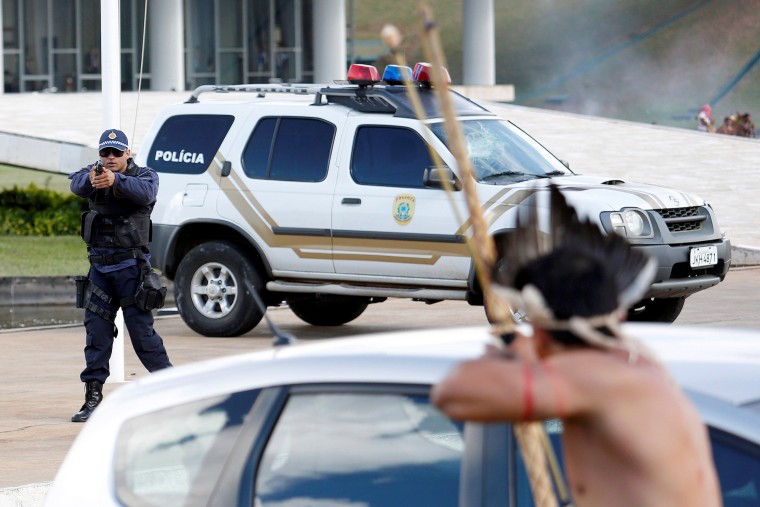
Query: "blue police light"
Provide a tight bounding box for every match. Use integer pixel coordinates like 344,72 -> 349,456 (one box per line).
413,62 -> 451,86
346,64 -> 380,85
381,65 -> 413,85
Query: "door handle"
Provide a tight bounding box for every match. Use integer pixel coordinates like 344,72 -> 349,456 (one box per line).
341,198 -> 361,205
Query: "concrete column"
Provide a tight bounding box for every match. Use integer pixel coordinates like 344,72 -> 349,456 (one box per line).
463,0 -> 495,85
149,0 -> 185,91
101,0 -> 120,129
313,0 -> 346,84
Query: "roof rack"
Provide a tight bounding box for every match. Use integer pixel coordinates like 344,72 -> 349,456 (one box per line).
185,83 -> 327,103
185,82 -> 494,119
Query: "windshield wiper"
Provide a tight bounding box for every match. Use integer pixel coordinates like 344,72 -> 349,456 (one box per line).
481,170 -> 530,181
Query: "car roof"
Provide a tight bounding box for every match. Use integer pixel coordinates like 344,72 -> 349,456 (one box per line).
632,323 -> 760,407
106,323 -> 760,414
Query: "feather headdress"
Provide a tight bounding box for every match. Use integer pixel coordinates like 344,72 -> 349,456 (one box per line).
491,184 -> 657,359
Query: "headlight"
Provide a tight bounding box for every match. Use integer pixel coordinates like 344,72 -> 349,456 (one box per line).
608,209 -> 652,238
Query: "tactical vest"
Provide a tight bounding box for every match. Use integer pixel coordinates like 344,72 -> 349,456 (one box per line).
80,162 -> 152,249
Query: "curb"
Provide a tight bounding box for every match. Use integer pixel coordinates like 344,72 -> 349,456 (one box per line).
730,245 -> 760,267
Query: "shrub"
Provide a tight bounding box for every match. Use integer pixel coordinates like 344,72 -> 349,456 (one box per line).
0,184 -> 87,235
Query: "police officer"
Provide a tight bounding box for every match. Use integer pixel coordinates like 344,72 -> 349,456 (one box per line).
69,129 -> 172,423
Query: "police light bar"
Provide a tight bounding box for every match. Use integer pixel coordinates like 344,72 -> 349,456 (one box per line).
346,64 -> 380,86
381,65 -> 413,85
412,62 -> 451,86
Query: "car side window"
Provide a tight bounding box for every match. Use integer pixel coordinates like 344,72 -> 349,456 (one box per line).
254,392 -> 463,507
351,126 -> 433,188
148,114 -> 234,174
710,427 -> 760,506
242,117 -> 335,182
514,420 -> 568,507
114,389 -> 260,507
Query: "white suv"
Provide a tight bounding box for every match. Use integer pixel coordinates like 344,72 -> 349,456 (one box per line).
136,64 -> 731,337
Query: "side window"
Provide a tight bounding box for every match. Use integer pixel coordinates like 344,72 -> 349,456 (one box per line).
242,117 -> 335,182
710,427 -> 760,506
114,389 -> 260,507
514,420 -> 567,507
148,114 -> 234,174
351,126 -> 433,188
254,392 -> 463,507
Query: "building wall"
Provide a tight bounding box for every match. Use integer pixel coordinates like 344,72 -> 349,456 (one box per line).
1,0 -> 315,93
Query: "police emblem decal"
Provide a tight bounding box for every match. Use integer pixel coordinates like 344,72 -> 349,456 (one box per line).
108,131 -> 117,139
393,194 -> 416,226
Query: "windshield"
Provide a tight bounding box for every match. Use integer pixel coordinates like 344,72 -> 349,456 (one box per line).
429,119 -> 572,184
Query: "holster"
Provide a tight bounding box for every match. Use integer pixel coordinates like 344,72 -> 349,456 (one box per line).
120,255 -> 167,312
134,265 -> 167,311
74,276 -> 89,308
74,275 -> 116,322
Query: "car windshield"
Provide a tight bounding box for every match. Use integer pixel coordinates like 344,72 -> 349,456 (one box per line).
429,119 -> 572,184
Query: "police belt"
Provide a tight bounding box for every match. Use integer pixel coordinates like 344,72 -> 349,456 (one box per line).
88,249 -> 143,266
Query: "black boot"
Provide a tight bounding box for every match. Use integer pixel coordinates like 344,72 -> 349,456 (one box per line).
71,380 -> 103,423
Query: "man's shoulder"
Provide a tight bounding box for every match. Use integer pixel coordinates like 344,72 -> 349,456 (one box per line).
548,349 -> 658,390
126,160 -> 157,177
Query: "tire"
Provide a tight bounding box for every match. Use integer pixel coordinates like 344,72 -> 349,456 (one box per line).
627,296 -> 685,323
175,241 -> 265,337
289,295 -> 369,326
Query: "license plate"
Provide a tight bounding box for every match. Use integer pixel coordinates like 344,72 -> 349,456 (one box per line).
690,246 -> 718,268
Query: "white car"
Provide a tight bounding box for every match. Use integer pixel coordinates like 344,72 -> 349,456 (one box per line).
137,63 -> 730,336
46,323 -> 760,507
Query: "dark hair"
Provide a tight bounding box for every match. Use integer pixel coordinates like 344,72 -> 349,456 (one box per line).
513,247 -> 618,345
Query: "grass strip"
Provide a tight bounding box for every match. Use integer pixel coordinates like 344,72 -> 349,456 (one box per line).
0,235 -> 89,277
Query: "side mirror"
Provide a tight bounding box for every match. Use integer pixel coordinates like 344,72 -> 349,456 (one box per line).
560,159 -> 570,169
423,166 -> 461,191
221,160 -> 232,177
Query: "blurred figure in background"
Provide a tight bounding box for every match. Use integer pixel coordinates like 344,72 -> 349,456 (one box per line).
738,113 -> 756,138
717,114 -> 738,135
696,104 -> 715,132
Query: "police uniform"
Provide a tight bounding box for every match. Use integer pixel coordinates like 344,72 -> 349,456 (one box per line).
69,129 -> 172,422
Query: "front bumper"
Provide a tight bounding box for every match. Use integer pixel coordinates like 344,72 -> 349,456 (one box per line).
636,238 -> 731,299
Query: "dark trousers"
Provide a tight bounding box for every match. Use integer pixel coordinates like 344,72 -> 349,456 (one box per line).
81,265 -> 172,383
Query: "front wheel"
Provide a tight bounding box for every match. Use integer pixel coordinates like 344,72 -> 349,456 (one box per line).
288,295 -> 369,326
175,241 -> 265,337
627,296 -> 685,323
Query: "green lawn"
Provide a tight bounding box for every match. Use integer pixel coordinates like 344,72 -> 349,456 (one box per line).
0,164 -> 72,193
0,235 -> 89,277
0,165 -> 86,276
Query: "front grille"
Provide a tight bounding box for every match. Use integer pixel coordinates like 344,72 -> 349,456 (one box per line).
654,206 -> 706,233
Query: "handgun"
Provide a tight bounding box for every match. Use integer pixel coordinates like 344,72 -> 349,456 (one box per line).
95,161 -> 103,175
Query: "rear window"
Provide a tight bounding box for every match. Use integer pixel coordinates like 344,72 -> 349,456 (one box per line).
114,389 -> 259,507
242,117 -> 335,182
147,114 -> 234,174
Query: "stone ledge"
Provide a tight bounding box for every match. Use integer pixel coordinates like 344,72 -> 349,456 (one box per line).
0,276 -> 174,306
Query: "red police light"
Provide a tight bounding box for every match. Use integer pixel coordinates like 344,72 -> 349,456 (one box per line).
347,64 -> 380,85
413,62 -> 451,85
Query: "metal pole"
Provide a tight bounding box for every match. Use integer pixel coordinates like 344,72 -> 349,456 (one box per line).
101,0 -> 125,384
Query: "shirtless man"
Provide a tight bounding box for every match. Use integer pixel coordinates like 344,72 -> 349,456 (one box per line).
432,185 -> 722,506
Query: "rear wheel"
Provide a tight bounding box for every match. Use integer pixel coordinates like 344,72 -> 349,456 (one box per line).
627,296 -> 685,323
175,241 -> 265,337
288,295 -> 369,326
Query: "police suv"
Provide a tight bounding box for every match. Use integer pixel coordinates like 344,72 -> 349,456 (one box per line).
136,63 -> 731,337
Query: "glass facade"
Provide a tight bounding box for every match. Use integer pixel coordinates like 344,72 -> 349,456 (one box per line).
1,0 -> 314,93
185,0 -> 313,89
